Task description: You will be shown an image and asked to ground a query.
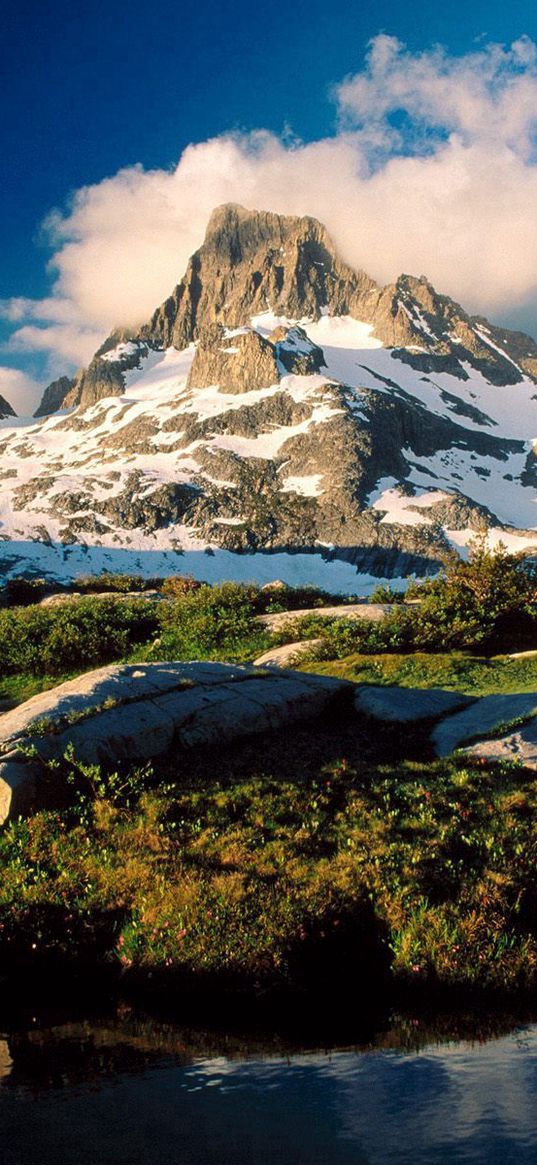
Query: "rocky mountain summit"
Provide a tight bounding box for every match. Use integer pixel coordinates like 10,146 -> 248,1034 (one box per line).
2,203 -> 537,590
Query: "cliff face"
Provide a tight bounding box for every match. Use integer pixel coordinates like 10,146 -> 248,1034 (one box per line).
9,204 -> 537,590
33,376 -> 73,418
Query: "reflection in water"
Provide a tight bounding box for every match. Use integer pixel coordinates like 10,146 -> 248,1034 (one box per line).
0,1039 -> 13,1080
2,1013 -> 537,1164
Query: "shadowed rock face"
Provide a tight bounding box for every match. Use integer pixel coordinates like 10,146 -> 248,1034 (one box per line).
33,377 -> 73,418
0,395 -> 15,420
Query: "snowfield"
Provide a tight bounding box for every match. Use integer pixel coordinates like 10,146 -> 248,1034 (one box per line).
2,311 -> 537,591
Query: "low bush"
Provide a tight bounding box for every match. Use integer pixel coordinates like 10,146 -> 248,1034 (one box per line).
0,597 -> 159,676
74,572 -> 162,594
283,544 -> 537,659
159,574 -> 202,597
150,581 -> 270,662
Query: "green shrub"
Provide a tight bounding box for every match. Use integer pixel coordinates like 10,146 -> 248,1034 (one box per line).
368,584 -> 406,603
74,572 -> 162,594
151,581 -> 270,662
0,597 -> 159,676
287,544 -> 537,660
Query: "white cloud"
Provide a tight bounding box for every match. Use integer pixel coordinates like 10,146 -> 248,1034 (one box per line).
0,367 -> 44,415
5,33 -> 537,407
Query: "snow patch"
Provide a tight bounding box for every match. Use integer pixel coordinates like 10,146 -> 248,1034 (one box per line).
280,474 -> 324,497
371,485 -> 451,526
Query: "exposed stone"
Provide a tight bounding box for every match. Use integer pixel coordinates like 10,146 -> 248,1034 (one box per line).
432,693 -> 537,756
355,685 -> 472,723
463,721 -> 537,768
34,376 -> 74,418
269,325 -> 326,375
187,327 -> 280,394
256,603 -> 395,633
38,589 -> 164,607
141,205 -> 537,385
0,662 -> 352,823
253,640 -> 324,667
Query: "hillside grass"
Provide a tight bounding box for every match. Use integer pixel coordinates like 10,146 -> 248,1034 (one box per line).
2,722 -> 537,1000
303,651 -> 537,697
3,546 -> 537,1002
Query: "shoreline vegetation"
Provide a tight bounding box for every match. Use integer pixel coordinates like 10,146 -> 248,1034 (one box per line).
3,542 -> 537,1008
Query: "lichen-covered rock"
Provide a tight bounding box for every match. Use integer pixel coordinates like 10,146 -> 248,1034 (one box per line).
462,721 -> 537,768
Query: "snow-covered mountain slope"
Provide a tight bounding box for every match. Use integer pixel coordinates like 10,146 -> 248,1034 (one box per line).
2,204 -> 537,592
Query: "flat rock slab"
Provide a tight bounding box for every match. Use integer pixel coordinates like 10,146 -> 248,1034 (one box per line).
355,685 -> 471,724
256,604 -> 394,633
0,662 -> 352,823
253,640 -> 323,668
39,590 -> 164,607
463,722 -> 537,768
432,692 -> 537,757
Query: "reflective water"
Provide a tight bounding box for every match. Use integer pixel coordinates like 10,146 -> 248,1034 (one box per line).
2,1011 -> 537,1164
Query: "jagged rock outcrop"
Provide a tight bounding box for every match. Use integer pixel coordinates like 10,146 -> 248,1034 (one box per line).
34,376 -> 73,418
62,338 -> 151,410
0,394 -> 15,420
142,204 -> 374,349
187,326 -> 280,393
270,325 -> 326,374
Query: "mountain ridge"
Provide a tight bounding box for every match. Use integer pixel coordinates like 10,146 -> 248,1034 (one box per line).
1,203 -> 537,593
34,203 -> 537,417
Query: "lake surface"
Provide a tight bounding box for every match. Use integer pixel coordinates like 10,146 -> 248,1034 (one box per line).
2,1009 -> 537,1164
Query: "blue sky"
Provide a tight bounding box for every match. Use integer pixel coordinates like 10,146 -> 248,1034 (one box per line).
2,0 -> 537,410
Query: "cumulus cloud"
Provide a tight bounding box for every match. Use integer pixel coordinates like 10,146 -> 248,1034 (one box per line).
0,367 -> 45,416
5,34 -> 537,412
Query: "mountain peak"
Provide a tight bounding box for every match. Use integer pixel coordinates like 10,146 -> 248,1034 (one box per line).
142,203 -> 376,351
0,394 -> 15,420
34,203 -> 537,419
